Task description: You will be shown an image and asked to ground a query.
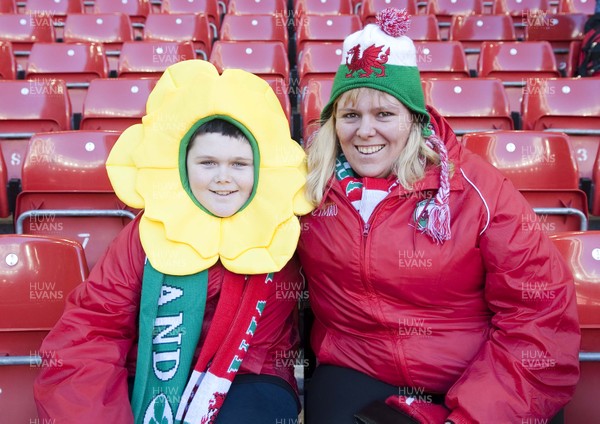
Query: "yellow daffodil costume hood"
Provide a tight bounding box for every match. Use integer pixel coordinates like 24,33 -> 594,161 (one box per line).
106,60 -> 313,276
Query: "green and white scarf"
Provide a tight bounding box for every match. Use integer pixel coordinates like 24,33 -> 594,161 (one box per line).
132,260 -> 273,424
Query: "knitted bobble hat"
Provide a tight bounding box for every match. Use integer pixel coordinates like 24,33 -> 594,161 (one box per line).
323,8 -> 452,243
320,8 -> 432,138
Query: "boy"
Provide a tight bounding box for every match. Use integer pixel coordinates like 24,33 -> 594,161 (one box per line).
34,60 -> 312,424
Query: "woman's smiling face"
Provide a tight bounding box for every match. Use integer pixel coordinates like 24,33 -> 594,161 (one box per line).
335,89 -> 413,178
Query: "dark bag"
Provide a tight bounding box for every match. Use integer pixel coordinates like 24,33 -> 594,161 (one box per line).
577,13 -> 600,77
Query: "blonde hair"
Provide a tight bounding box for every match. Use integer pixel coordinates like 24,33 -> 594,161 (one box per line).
305,88 -> 442,206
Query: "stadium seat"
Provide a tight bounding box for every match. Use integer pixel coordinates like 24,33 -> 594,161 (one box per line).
0,42 -> 16,80
295,14 -> 362,53
550,231 -> 600,424
449,14 -> 517,72
297,41 -> 343,81
492,0 -> 551,39
226,0 -> 287,16
414,41 -> 470,78
427,0 -> 484,39
591,151 -> 600,215
210,40 -> 290,82
161,0 -> 223,28
525,13 -> 588,76
220,14 -> 288,51
91,0 -> 151,25
25,42 -> 109,116
0,0 -> 15,13
422,78 -> 513,136
63,13 -> 134,73
299,75 -> 334,142
558,0 -> 596,14
117,41 -> 196,78
24,0 -> 84,18
143,13 -> 213,60
294,0 -> 353,17
80,78 -> 157,132
405,15 -> 441,41
358,0 -> 418,25
0,144 -> 10,218
0,13 -> 56,73
0,234 -> 88,423
521,78 -> 600,180
15,131 -> 138,270
463,131 -> 587,233
0,79 -> 71,181
259,76 -> 292,123
477,41 -> 560,112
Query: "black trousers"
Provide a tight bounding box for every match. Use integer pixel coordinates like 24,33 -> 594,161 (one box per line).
305,365 -> 564,424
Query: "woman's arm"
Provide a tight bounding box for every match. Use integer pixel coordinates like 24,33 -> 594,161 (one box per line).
445,179 -> 580,423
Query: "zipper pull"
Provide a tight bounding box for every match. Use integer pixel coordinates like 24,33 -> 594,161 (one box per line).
363,223 -> 370,236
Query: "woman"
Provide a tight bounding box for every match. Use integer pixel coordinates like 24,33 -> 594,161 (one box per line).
298,8 -> 580,424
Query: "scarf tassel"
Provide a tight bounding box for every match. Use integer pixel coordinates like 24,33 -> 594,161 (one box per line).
421,200 -> 451,244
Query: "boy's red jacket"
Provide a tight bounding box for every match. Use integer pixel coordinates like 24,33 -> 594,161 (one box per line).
298,108 -> 581,423
34,216 -> 301,423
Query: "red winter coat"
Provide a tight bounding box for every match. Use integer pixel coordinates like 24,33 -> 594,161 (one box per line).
34,216 -> 301,423
297,108 -> 580,423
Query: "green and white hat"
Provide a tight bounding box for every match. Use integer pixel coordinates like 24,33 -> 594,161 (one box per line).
321,8 -> 431,137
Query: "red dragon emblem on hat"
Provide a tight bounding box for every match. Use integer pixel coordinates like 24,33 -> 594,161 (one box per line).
345,43 -> 390,78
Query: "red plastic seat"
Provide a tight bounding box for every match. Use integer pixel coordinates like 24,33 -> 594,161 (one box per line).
0,79 -> 71,180
525,13 -> 588,76
422,77 -> 513,136
0,42 -> 16,80
294,0 -> 353,17
0,13 -> 55,72
259,76 -> 292,123
358,0 -> 417,25
143,13 -> 213,60
492,0 -> 551,38
464,130 -> 587,233
449,14 -> 517,71
210,40 -> 290,82
295,14 -> 362,53
550,231 -> 600,424
63,13 -> 134,47
477,41 -> 560,111
405,15 -> 441,41
227,0 -> 287,15
25,42 -> 108,116
558,0 -> 596,14
0,0 -> 15,13
427,0 -> 484,39
591,151 -> 600,215
15,131 -> 138,270
117,41 -> 196,78
91,0 -> 151,23
161,0 -> 222,28
63,13 -> 134,73
24,0 -> 84,18
0,234 -> 88,423
414,41 -> 470,78
0,144 -> 10,218
297,41 -> 343,81
299,75 -> 334,142
80,78 -> 158,132
220,14 -> 288,50
521,78 -> 600,180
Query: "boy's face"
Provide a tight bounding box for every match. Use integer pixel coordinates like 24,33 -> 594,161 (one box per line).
186,133 -> 254,217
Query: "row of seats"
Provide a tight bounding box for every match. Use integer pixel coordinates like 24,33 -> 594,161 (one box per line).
0,0 -> 596,18
1,226 -> 598,422
0,128 -> 597,273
